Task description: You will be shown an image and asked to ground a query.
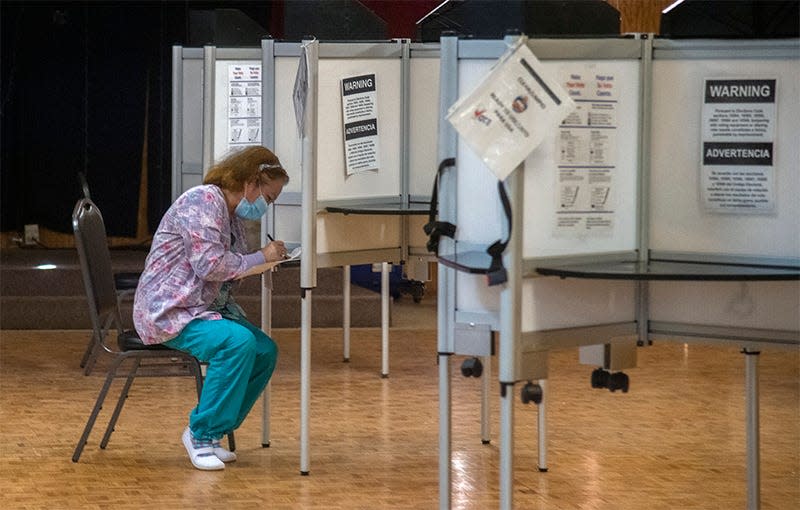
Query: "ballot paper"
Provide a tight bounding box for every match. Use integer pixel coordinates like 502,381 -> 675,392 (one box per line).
236,246 -> 302,279
447,36 -> 576,181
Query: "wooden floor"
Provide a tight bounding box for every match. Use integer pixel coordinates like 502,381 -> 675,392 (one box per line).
1,306 -> 798,509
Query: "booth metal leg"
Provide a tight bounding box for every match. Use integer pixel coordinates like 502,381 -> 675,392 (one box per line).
261,382 -> 271,447
439,353 -> 452,509
381,262 -> 390,378
744,349 -> 760,510
538,379 -> 547,471
480,355 -> 491,444
499,383 -> 515,510
261,281 -> 272,447
343,265 -> 351,362
300,289 -> 312,475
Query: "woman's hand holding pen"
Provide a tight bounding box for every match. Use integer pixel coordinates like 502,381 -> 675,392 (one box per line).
261,234 -> 287,262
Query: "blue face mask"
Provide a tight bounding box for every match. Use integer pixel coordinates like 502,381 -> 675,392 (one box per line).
234,195 -> 268,220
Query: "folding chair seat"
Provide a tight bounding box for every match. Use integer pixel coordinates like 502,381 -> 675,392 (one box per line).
79,271 -> 141,375
71,198 -> 234,462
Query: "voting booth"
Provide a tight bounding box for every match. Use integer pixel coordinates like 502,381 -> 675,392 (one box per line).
433,33 -> 799,510
172,38 -> 444,473
288,37 -> 452,475
171,27 -> 799,510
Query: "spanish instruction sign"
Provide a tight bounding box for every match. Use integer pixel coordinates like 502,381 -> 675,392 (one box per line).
701,78 -> 777,213
447,37 -> 575,181
228,64 -> 262,151
555,65 -> 619,236
341,74 -> 380,175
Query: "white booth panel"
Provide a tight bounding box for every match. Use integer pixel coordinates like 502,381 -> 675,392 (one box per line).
273,204 -> 301,245
523,60 -> 640,258
409,57 -> 441,197
455,140 -> 507,244
650,59 -> 800,258
275,57 -> 303,194
454,60 -> 508,245
455,272 -> 501,316
181,58 -> 204,168
649,280 -> 800,331
455,58 -> 640,257
182,173 -> 203,192
454,273 -> 635,332
316,214 -> 401,253
316,59 -> 402,201
521,278 -> 636,332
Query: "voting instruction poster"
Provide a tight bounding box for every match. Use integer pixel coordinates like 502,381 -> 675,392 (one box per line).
554,65 -> 620,236
341,74 -> 380,175
701,78 -> 777,214
228,64 -> 262,151
447,37 -> 575,181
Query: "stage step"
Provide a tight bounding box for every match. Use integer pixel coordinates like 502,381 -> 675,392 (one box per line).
0,248 -> 382,330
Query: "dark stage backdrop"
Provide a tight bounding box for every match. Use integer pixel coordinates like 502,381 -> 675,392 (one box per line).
0,1 -> 436,239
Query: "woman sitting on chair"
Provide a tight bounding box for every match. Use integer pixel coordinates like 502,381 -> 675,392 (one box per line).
133,146 -> 289,470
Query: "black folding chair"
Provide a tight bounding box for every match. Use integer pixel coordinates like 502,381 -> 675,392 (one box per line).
71,198 -> 234,462
76,172 -> 141,375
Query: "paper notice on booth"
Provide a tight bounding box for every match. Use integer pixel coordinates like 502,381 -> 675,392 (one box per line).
700,78 -> 777,214
341,74 -> 380,176
293,43 -> 310,137
446,37 -> 576,181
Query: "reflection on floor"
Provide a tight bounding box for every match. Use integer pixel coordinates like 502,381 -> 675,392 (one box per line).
0,316 -> 798,509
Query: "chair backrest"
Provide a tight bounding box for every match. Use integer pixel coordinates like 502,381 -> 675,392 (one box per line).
72,198 -> 121,332
77,172 -> 92,200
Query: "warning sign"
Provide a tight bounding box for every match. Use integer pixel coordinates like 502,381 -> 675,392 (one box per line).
701,78 -> 777,213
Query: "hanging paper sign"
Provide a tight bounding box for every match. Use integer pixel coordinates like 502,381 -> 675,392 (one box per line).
341,73 -> 380,175
447,37 -> 576,181
293,43 -> 310,138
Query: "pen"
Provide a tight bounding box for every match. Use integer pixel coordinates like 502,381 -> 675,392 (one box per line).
267,233 -> 288,259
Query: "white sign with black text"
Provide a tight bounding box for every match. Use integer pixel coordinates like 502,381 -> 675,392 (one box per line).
341,74 -> 380,176
701,78 -> 777,214
446,37 -> 575,181
228,64 -> 262,151
555,65 -> 619,236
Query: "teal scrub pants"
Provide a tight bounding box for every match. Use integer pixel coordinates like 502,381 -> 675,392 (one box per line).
165,317 -> 278,440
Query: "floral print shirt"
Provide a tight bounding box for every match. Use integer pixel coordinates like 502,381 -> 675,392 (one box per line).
133,184 -> 264,344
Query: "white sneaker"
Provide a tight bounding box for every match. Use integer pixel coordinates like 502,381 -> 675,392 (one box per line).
212,437 -> 237,463
182,427 -> 224,471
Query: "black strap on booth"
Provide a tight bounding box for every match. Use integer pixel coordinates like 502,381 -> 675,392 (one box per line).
424,158 -> 457,253
485,180 -> 511,286
425,158 -> 512,286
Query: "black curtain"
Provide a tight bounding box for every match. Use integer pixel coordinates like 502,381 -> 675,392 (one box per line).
3,4 -> 164,237
1,2 -> 271,239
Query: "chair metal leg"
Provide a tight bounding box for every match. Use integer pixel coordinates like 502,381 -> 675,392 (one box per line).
83,315 -> 115,375
82,335 -> 101,376
99,358 -> 140,449
72,356 -> 125,462
191,359 -> 204,398
80,331 -> 98,369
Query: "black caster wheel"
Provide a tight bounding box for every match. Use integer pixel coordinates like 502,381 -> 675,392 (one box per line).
607,372 -> 629,393
591,368 -> 610,389
460,357 -> 483,378
520,381 -> 542,405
